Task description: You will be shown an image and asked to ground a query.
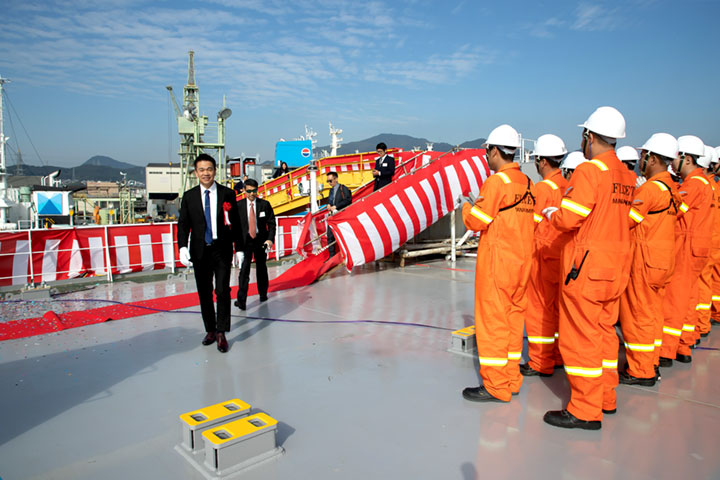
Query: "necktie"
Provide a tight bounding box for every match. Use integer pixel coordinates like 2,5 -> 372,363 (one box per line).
249,201 -> 257,239
204,189 -> 213,244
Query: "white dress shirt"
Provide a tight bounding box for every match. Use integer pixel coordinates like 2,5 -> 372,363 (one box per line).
200,182 -> 218,240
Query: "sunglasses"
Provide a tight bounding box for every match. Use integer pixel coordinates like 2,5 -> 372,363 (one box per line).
245,189 -> 257,194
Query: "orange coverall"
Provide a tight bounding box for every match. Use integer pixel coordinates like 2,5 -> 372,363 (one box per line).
619,172 -> 683,379
462,162 -> 535,401
525,169 -> 570,374
695,174 -> 718,336
661,169 -> 713,359
549,150 -> 635,421
710,176 -> 720,324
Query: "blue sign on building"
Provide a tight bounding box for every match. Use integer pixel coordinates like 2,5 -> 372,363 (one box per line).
35,192 -> 67,215
275,140 -> 313,168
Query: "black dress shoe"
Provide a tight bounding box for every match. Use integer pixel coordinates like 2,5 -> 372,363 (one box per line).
462,386 -> 506,402
543,410 -> 601,430
655,365 -> 661,381
259,295 -> 268,302
675,353 -> 692,363
602,408 -> 617,415
659,357 -> 673,368
701,332 -> 709,338
711,319 -> 720,325
216,333 -> 228,353
202,332 -> 216,346
520,363 -> 552,377
618,371 -> 656,387
234,300 -> 246,311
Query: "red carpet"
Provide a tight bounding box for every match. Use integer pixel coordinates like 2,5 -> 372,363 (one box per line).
0,252 -> 341,341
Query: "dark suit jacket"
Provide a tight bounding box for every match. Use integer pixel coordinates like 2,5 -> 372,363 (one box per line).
177,183 -> 242,262
373,155 -> 396,190
329,184 -> 352,211
237,197 -> 276,245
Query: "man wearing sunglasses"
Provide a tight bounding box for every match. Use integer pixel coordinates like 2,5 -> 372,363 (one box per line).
177,153 -> 242,353
235,178 -> 276,311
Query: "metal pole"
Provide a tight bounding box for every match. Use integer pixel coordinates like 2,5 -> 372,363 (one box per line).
169,222 -> 175,274
450,209 -> 456,263
104,225 -> 114,283
27,230 -> 34,287
0,76 -> 9,225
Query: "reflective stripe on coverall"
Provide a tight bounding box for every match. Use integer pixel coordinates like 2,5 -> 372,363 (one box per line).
695,174 -> 718,336
462,162 -> 535,402
661,170 -> 713,358
549,151 -> 635,421
526,169 -> 570,374
619,172 -> 681,378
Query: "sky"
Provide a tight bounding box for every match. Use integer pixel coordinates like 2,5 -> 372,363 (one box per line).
1,0 -> 719,168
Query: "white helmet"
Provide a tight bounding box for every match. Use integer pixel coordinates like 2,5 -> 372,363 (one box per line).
532,134 -> 567,158
698,145 -> 716,168
484,124 -> 521,149
617,146 -> 639,162
579,106 -> 626,139
640,133 -> 678,160
677,135 -> 705,158
715,146 -> 720,164
561,151 -> 587,170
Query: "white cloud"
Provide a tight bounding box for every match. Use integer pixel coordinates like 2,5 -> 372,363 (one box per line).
572,3 -> 618,31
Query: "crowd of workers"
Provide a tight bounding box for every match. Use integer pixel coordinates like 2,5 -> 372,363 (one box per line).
461,106 -> 718,430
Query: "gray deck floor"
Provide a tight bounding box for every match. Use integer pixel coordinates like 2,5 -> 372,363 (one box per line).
1,258 -> 719,480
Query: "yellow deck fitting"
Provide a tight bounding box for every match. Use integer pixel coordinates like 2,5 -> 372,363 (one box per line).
178,399 -> 251,452
202,413 -> 283,475
449,325 -> 477,357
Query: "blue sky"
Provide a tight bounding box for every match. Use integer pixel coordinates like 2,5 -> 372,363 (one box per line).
1,0 -> 718,168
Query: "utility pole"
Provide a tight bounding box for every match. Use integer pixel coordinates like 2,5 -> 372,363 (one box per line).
0,75 -> 10,225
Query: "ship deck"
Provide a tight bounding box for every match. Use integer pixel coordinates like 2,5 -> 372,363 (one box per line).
1,257 -> 719,480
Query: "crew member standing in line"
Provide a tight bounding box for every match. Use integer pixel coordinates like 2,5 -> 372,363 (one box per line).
619,133 -> 683,385
709,146 -> 720,327
326,171 -> 352,258
542,107 -> 635,430
177,153 -> 242,353
560,151 -> 587,181
372,142 -> 395,191
521,134 -> 569,377
461,124 -> 535,403
235,179 -> 276,311
617,145 -> 641,187
660,136 -> 713,366
693,146 -> 719,340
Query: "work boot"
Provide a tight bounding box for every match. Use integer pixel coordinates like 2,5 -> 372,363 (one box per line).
543,410 -> 601,430
659,357 -> 673,368
655,365 -> 661,381
602,408 -> 617,414
618,371 -> 656,387
462,386 -> 507,403
711,319 -> 720,326
675,353 -> 692,363
520,363 -> 552,377
700,332 -> 709,338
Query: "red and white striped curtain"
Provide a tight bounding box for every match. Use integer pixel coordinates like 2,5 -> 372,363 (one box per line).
327,149 -> 490,270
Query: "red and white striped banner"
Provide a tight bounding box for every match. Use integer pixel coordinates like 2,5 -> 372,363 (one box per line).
327,149 -> 490,271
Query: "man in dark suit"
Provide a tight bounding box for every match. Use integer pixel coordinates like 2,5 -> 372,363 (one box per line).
325,171 -> 351,257
372,142 -> 396,191
235,178 -> 276,310
177,153 -> 242,353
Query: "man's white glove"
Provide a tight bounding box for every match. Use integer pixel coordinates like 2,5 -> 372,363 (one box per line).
179,247 -> 191,267
636,176 -> 647,188
542,206 -> 559,221
457,192 -> 476,206
235,251 -> 245,266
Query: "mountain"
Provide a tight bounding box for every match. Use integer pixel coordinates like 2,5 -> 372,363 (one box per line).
81,155 -> 141,170
7,155 -> 145,183
318,134 -> 486,155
